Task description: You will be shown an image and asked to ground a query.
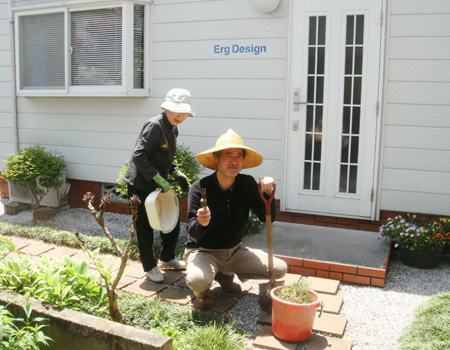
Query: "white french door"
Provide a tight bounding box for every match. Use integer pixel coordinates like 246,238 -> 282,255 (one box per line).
286,0 -> 383,218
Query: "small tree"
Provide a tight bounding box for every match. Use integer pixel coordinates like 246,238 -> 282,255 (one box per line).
1,145 -> 67,225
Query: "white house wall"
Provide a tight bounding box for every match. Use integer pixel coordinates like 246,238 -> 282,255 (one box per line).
380,0 -> 450,216
0,0 -> 15,171
7,0 -> 288,197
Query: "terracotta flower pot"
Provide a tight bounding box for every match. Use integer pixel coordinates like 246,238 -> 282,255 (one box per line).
270,286 -> 321,342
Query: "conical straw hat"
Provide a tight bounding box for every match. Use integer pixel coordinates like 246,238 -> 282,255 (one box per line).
196,129 -> 263,170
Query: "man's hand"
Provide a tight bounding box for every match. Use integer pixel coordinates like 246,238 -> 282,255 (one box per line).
259,176 -> 275,196
197,207 -> 211,227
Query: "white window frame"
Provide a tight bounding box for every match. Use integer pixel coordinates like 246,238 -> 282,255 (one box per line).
14,0 -> 152,97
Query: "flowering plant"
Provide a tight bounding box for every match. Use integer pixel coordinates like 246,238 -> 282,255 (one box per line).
379,214 -> 450,251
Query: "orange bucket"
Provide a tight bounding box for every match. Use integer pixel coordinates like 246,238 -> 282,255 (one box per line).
270,286 -> 321,342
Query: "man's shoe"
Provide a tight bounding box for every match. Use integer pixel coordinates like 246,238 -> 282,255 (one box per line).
192,289 -> 213,309
214,272 -> 242,293
158,259 -> 186,270
146,267 -> 164,283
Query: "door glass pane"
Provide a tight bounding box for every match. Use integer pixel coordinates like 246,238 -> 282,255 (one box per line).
303,15 -> 326,191
339,14 -> 364,194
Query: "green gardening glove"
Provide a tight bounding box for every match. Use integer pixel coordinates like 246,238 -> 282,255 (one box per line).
153,173 -> 170,192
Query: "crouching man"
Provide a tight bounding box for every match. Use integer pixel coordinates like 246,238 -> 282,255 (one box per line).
184,129 -> 287,307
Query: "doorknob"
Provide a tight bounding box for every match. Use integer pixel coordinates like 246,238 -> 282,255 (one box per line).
293,87 -> 307,111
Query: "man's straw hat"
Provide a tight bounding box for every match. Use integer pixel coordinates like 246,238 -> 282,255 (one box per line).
196,129 -> 263,170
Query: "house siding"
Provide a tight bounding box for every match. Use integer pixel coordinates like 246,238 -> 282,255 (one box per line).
380,0 -> 450,216
0,0 -> 15,172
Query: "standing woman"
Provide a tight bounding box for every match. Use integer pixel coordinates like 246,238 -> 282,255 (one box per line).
124,88 -> 194,282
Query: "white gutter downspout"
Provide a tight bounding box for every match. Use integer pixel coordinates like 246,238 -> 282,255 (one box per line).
8,0 -> 19,155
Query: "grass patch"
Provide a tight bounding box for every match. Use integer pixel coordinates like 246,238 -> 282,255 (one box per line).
397,291 -> 450,350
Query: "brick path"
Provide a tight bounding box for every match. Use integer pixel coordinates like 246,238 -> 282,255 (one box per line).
2,235 -> 352,349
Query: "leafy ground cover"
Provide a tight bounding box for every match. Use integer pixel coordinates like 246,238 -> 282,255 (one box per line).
397,291 -> 450,350
0,226 -> 248,350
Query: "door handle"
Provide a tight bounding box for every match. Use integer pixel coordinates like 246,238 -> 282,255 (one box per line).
293,87 -> 307,111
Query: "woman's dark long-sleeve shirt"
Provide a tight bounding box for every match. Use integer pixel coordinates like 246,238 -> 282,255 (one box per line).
186,172 -> 277,249
124,113 -> 178,192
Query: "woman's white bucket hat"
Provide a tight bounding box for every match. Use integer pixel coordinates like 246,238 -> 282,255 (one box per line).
161,88 -> 195,117
145,188 -> 179,233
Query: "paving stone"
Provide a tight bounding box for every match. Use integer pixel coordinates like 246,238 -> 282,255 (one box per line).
70,251 -> 91,263
317,293 -> 343,314
210,280 -> 252,299
122,280 -> 166,297
306,334 -> 352,350
306,276 -> 340,295
162,270 -> 185,285
3,236 -> 31,250
190,294 -> 238,313
313,312 -> 348,338
157,287 -> 193,305
177,276 -> 189,289
43,246 -> 78,260
20,242 -> 55,256
112,274 -> 136,289
253,326 -> 298,350
257,310 -> 272,326
124,262 -> 146,279
283,273 -> 302,286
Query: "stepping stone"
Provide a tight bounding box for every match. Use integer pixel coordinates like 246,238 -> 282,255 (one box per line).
189,294 -> 238,313
20,242 -> 55,256
113,274 -> 136,289
158,287 -> 193,305
253,326 -> 298,350
306,277 -> 340,295
70,251 -> 91,263
122,280 -> 166,297
3,236 -> 31,250
161,270 -> 185,285
283,273 -> 302,286
124,262 -> 146,279
317,293 -> 343,314
43,246 -> 78,259
313,313 -> 347,338
306,334 -> 352,350
257,310 -> 272,326
210,280 -> 252,299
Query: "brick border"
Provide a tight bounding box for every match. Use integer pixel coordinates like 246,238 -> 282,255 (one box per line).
276,242 -> 392,288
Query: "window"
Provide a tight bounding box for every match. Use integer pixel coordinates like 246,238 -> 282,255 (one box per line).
15,1 -> 150,97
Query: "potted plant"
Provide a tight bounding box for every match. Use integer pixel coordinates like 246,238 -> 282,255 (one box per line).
379,214 -> 450,269
270,281 -> 322,342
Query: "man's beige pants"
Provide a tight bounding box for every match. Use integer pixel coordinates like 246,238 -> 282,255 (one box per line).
184,243 -> 287,298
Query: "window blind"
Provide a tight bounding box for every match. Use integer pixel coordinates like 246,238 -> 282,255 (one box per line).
19,12 -> 65,90
71,7 -> 123,86
133,4 -> 144,89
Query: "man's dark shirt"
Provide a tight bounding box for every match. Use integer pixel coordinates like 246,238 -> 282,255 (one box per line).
186,173 -> 276,249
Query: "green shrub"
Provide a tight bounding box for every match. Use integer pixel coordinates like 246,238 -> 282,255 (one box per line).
1,145 -> 66,225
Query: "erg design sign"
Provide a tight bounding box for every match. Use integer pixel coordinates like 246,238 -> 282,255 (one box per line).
214,44 -> 267,56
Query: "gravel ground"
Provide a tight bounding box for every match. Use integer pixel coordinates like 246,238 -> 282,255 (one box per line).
1,206 -> 449,350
